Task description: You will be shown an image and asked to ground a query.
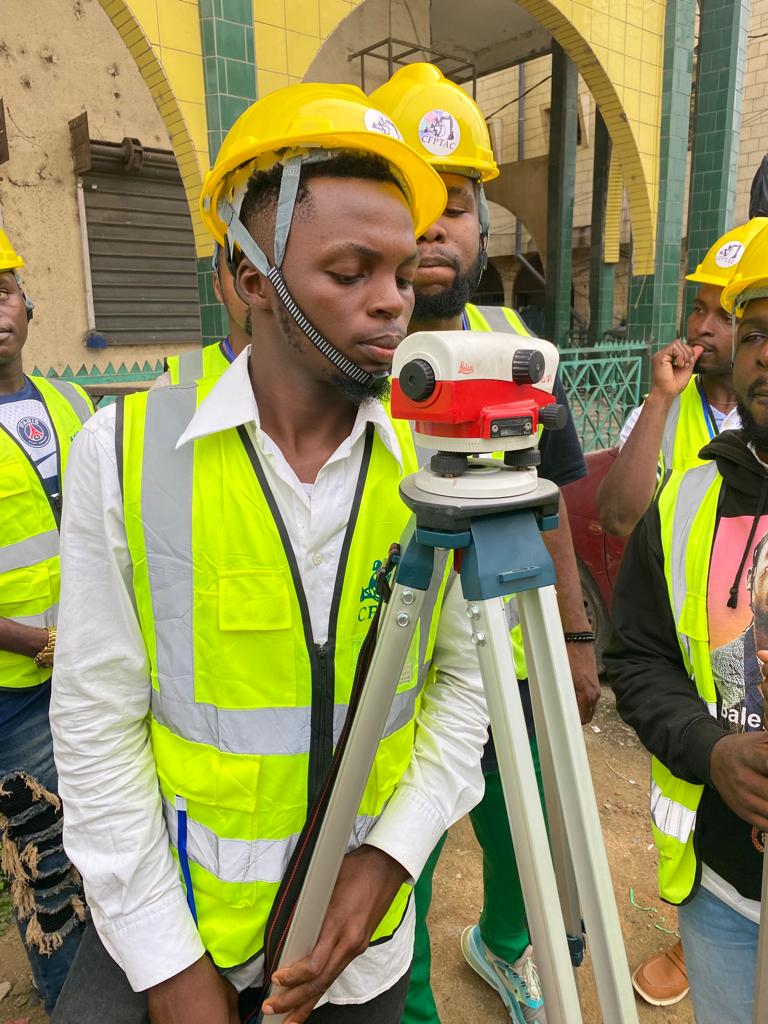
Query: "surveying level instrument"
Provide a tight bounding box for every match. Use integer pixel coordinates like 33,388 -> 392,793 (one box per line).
260,331 -> 640,1024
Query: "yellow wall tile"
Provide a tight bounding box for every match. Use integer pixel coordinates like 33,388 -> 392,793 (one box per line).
286,0 -> 320,37
286,30 -> 321,77
157,0 -> 201,54
254,0 -> 286,28
255,22 -> 288,73
159,46 -> 205,105
127,0 -> 159,43
319,0 -> 349,38
258,68 -> 290,95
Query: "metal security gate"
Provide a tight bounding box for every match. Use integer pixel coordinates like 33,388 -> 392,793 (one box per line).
71,117 -> 200,347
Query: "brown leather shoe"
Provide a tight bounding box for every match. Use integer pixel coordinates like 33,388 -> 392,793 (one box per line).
631,940 -> 689,1006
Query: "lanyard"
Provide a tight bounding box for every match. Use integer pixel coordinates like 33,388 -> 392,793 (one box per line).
222,337 -> 235,363
461,311 -> 470,330
696,377 -> 720,440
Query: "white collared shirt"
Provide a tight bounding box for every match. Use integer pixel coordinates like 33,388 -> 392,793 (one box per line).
51,347 -> 489,1001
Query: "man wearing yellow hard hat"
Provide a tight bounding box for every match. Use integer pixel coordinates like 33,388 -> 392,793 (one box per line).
372,62 -> 596,1024
599,218 -> 768,541
50,83 -> 490,1024
0,228 -> 92,1013
606,219 -> 768,1024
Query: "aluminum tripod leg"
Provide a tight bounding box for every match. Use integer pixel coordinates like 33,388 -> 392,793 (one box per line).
266,575 -> 431,1023
518,585 -> 639,1023
468,594 -> 585,1024
753,846 -> 768,1023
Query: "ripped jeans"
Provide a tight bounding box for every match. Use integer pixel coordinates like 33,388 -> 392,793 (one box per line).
0,684 -> 84,1015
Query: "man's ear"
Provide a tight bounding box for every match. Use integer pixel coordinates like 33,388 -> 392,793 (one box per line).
235,259 -> 272,311
747,567 -> 754,592
212,272 -> 224,304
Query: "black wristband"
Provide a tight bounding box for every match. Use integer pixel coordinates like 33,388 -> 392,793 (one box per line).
564,631 -> 596,643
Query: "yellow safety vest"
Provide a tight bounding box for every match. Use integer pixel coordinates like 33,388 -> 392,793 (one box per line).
0,377 -> 93,689
659,376 -> 719,477
655,460 -> 721,903
166,343 -> 230,385
118,379 -> 447,974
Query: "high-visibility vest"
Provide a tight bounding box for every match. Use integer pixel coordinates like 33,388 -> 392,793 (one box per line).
655,460 -> 722,903
465,302 -> 532,337
659,376 -> 719,477
166,343 -> 230,385
0,377 -> 93,689
118,380 -> 447,975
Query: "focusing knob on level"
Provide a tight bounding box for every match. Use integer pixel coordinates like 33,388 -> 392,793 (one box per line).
539,403 -> 568,430
503,449 -> 541,468
399,359 -> 436,401
511,348 -> 546,385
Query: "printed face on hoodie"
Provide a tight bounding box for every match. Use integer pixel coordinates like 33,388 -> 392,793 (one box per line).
734,298 -> 768,441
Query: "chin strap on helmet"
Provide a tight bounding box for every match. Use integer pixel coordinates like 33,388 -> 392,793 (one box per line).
218,152 -> 389,387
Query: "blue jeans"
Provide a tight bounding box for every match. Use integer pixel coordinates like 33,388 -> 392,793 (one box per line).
0,684 -> 83,1015
678,884 -> 758,1024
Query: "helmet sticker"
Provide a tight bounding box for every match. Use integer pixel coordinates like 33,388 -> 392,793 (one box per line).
715,240 -> 745,268
364,109 -> 402,139
418,109 -> 461,156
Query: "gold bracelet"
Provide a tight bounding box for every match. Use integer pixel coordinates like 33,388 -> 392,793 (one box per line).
34,627 -> 57,668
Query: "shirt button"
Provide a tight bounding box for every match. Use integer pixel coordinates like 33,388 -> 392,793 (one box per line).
312,553 -> 323,566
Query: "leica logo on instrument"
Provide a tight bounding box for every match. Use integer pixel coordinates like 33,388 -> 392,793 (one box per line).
457,361 -> 475,374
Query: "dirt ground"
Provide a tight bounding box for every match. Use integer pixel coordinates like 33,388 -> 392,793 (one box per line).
0,687 -> 694,1024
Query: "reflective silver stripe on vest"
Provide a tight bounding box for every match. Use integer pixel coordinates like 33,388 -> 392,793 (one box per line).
0,529 -> 59,574
660,394 -> 682,471
175,349 -> 204,385
475,305 -> 527,336
650,781 -> 696,844
668,462 -> 719,633
10,605 -> 59,628
141,386 -> 437,756
164,799 -> 379,885
45,379 -> 92,424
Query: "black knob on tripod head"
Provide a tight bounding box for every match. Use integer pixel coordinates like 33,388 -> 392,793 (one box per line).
512,349 -> 546,385
399,359 -> 436,401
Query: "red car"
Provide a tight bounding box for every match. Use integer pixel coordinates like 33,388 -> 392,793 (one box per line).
561,447 -> 627,672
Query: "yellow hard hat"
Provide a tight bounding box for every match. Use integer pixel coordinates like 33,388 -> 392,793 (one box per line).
369,63 -> 499,182
199,81 -> 446,244
721,219 -> 768,315
686,217 -> 768,290
0,228 -> 24,273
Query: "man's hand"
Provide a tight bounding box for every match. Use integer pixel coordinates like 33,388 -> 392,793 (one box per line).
709,731 -> 768,830
262,845 -> 409,1022
566,641 -> 600,725
650,340 -> 704,398
147,954 -> 239,1024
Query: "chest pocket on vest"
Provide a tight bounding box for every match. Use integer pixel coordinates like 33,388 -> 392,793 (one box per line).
206,568 -> 298,709
0,561 -> 54,617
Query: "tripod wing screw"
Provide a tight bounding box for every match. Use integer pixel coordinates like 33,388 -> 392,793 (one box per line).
471,631 -> 487,647
401,591 -> 415,605
396,612 -> 411,627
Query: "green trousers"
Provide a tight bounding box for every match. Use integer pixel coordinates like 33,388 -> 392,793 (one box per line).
402,737 -> 543,1024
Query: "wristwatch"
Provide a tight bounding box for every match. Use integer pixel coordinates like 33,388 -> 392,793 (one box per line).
34,627 -> 57,668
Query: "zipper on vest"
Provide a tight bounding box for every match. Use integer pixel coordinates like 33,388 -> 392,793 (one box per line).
309,642 -> 334,806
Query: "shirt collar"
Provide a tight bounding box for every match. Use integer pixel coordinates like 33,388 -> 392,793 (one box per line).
175,345 -> 403,467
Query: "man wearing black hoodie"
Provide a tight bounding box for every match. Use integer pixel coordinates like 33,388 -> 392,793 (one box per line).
606,233 -> 768,1023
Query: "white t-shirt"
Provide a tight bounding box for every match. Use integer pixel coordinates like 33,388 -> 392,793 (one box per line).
0,377 -> 59,499
618,401 -> 740,449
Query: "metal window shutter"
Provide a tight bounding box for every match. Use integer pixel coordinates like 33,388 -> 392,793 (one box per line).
82,147 -> 201,346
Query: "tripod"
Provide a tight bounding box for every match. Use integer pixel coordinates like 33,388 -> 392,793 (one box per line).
264,471 -> 640,1024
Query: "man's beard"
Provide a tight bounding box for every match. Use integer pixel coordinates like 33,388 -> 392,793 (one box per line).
277,304 -> 390,406
412,252 -> 484,321
738,396 -> 768,450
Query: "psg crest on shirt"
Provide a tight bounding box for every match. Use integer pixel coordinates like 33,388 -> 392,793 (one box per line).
17,416 -> 51,448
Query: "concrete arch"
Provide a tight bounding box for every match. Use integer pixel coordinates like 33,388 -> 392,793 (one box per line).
96,0 -> 207,253
514,0 -> 659,275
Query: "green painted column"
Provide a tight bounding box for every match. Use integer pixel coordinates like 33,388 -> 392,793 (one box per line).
685,0 -> 749,309
196,0 -> 257,346
627,0 -> 696,348
588,110 -> 614,343
544,42 -> 578,347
